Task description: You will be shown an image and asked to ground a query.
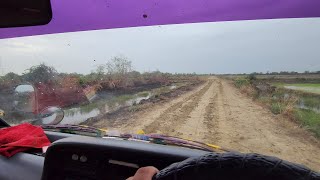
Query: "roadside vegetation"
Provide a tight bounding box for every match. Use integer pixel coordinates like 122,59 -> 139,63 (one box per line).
228,72 -> 320,138
0,56 -> 202,124
0,56 -> 201,95
0,56 -> 197,92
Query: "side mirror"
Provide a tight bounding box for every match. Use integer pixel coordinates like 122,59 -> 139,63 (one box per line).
0,0 -> 52,28
14,84 -> 36,113
39,106 -> 64,125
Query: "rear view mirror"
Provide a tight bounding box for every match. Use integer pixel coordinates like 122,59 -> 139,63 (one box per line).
0,0 -> 52,28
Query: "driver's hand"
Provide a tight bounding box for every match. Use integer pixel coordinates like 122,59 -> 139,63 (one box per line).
126,166 -> 159,180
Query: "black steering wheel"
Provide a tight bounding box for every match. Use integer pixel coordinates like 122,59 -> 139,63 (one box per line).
153,152 -> 320,180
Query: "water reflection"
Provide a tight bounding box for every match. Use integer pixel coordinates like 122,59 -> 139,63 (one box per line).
284,86 -> 320,94
60,91 -> 153,124
297,100 -> 320,113
60,107 -> 100,124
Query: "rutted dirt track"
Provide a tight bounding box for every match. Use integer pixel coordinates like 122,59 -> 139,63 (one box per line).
114,77 -> 320,171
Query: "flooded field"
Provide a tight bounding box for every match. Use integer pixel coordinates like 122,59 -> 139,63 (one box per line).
284,84 -> 320,94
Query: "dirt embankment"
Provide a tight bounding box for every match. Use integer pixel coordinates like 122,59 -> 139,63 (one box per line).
95,77 -> 320,171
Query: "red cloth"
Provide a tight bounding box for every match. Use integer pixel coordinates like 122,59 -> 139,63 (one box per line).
0,123 -> 51,157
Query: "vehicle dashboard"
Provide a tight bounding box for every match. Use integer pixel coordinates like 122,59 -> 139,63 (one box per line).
0,131 -> 207,180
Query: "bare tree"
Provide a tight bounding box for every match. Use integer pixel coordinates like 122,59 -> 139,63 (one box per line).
105,56 -> 133,88
105,56 -> 132,75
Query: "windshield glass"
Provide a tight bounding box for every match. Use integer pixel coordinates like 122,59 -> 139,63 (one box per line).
0,18 -> 320,170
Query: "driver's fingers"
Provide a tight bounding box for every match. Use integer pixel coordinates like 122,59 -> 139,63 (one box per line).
126,166 -> 159,180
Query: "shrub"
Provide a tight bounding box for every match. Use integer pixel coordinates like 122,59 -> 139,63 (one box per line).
271,102 -> 284,114
247,74 -> 257,82
234,78 -> 249,88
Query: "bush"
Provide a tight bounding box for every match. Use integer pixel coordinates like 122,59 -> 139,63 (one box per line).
247,74 -> 257,82
270,102 -> 284,114
234,78 -> 249,88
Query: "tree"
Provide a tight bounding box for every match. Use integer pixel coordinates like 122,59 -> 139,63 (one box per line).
23,63 -> 57,84
105,56 -> 132,75
2,72 -> 21,83
0,72 -> 22,90
105,56 -> 133,88
95,64 -> 106,81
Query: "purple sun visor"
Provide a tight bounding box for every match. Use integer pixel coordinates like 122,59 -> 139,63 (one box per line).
1,0 -> 320,39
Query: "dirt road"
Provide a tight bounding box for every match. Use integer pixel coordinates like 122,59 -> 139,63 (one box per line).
112,77 -> 320,170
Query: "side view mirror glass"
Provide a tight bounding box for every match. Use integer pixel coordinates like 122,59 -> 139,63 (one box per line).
14,84 -> 35,113
0,0 -> 52,28
39,106 -> 64,125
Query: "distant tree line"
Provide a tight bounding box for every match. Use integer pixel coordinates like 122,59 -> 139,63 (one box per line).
0,56 -> 199,92
251,71 -> 320,75
222,70 -> 320,76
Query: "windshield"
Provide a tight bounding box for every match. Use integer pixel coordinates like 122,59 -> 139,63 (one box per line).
0,18 -> 320,170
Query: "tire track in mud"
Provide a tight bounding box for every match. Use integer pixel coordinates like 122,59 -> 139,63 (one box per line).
218,80 -> 232,116
143,80 -> 214,134
215,80 -> 256,152
172,80 -> 218,141
203,93 -> 219,143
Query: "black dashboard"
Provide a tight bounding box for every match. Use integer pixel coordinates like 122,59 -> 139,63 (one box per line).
42,136 -> 207,180
0,130 -> 207,180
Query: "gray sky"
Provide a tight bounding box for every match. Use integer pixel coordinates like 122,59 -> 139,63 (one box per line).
0,18 -> 320,75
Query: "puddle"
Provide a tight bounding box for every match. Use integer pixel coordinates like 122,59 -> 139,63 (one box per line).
60,107 -> 101,124
297,100 -> 320,113
60,91 -> 153,124
170,85 -> 177,89
268,93 -> 320,114
126,92 -> 152,106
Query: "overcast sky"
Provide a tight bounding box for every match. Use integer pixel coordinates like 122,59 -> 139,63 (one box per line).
0,18 -> 320,75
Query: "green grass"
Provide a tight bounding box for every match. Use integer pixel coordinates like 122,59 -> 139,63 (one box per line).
116,94 -> 134,102
273,83 -> 320,88
287,83 -> 320,88
234,78 -> 250,88
272,82 -> 285,87
273,83 -> 320,94
270,102 -> 285,114
294,109 -> 320,137
137,91 -> 150,97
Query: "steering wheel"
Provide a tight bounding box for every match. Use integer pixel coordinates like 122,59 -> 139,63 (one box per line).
153,152 -> 320,180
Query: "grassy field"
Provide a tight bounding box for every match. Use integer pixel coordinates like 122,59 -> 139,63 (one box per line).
228,75 -> 320,138
294,109 -> 320,137
273,83 -> 320,94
